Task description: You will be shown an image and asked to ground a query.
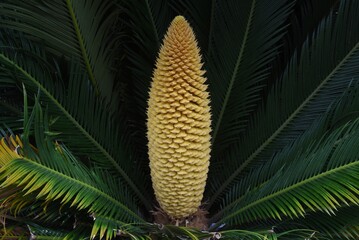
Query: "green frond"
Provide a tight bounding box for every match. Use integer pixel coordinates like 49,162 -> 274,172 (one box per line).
27,224 -> 68,240
212,114 -> 359,229
63,226 -> 92,240
283,205 -> 359,239
0,146 -> 144,221
90,215 -> 149,240
0,135 -> 22,166
207,0 -> 294,150
211,82 -> 359,223
0,186 -> 82,239
0,32 -> 152,209
0,0 -> 121,102
207,0 -> 359,206
269,0 -> 339,81
132,224 -> 313,240
0,106 -> 146,239
1,0 -> 359,239
118,1 -> 178,184
123,0 -> 173,111
218,228 -> 316,240
239,205 -> 359,239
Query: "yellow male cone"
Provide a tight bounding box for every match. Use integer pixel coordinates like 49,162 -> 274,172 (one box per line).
147,16 -> 211,219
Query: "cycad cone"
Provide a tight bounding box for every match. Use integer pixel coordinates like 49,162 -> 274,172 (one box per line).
147,16 -> 211,219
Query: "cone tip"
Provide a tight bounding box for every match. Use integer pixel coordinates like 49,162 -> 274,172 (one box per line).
173,15 -> 186,23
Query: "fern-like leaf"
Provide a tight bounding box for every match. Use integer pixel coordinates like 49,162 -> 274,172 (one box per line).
0,30 -> 152,210
0,105 -> 146,239
207,0 -> 359,206
0,0 -> 121,101
212,112 -> 359,229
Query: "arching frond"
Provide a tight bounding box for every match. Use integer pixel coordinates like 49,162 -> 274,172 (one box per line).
1,0 -> 359,239
0,135 -> 22,166
212,111 -> 359,229
282,205 -> 359,239
0,149 -> 143,223
122,0 -> 174,110
27,224 -> 68,240
0,32 -> 152,209
0,103 -> 146,240
212,82 -> 359,222
0,0 -> 121,102
207,0 -> 294,151
207,0 -> 359,206
120,0 -> 175,168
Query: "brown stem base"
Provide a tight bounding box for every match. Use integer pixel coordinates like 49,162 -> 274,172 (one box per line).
152,208 -> 209,231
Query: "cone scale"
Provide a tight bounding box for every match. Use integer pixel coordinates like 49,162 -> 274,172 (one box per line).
147,16 -> 211,219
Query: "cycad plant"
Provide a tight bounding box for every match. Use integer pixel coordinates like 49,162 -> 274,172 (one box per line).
0,0 -> 359,239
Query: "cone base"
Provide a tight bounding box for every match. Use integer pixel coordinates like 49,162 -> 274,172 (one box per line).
152,207 -> 208,230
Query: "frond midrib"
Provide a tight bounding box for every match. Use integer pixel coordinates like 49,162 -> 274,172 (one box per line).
211,0 -> 256,146
6,157 -> 145,223
215,159 -> 359,228
0,53 -> 152,211
209,41 -> 359,207
65,0 -> 99,95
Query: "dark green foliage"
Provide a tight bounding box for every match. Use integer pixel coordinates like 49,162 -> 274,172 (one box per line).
0,0 -> 358,239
